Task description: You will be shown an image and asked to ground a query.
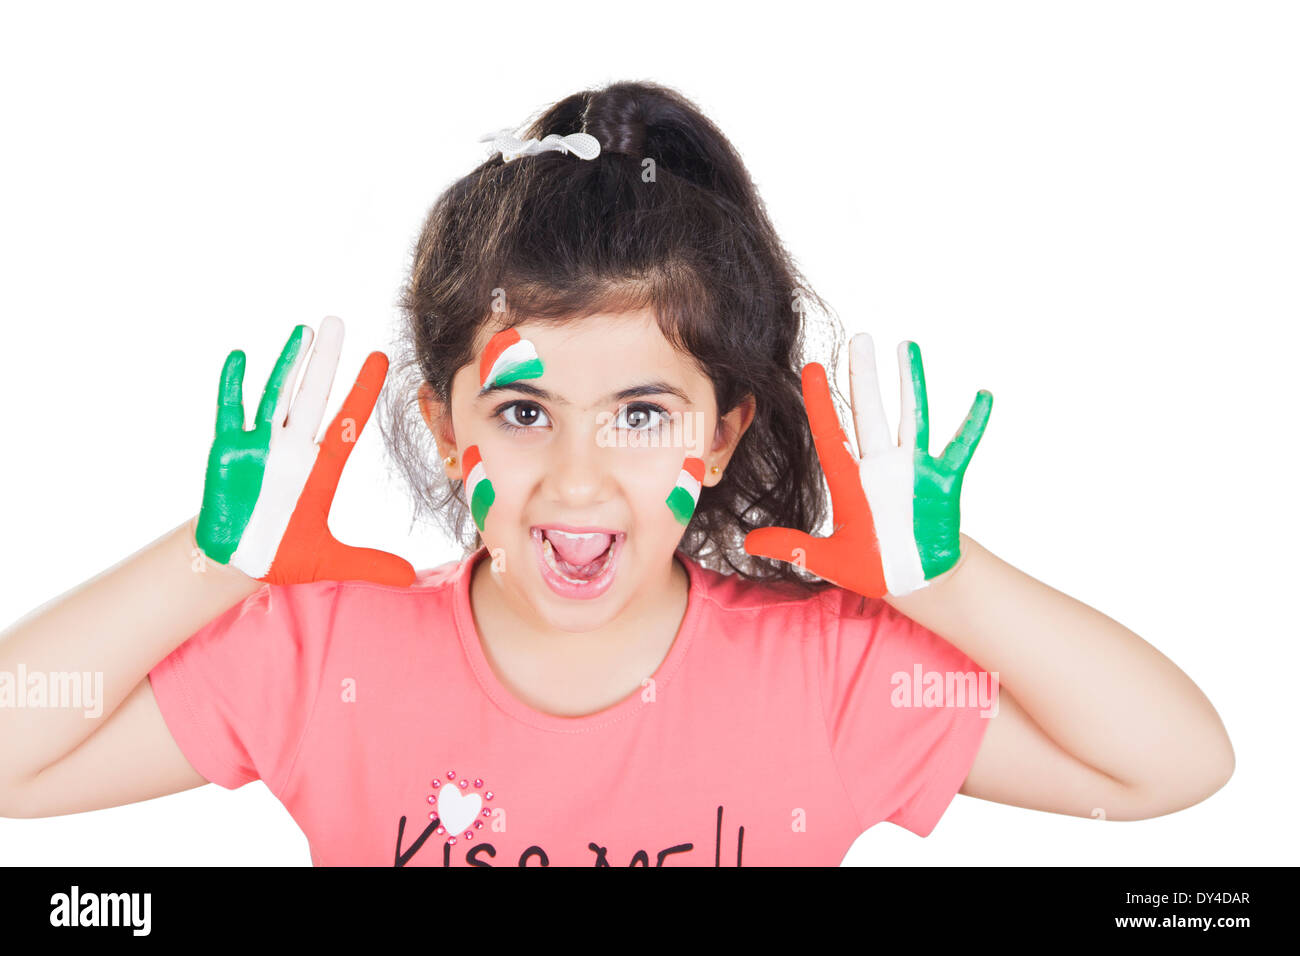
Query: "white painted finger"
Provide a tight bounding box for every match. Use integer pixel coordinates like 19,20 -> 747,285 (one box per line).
848,332 -> 892,456
287,315 -> 344,444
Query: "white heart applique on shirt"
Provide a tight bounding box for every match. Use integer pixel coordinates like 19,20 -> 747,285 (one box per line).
437,786 -> 483,834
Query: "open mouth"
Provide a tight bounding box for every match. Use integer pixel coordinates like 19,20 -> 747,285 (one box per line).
530,526 -> 625,598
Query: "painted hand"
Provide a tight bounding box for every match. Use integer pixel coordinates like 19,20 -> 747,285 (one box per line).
195,315 -> 416,587
743,332 -> 991,598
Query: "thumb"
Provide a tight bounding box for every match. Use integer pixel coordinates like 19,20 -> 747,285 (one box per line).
744,526 -> 822,572
319,539 -> 417,588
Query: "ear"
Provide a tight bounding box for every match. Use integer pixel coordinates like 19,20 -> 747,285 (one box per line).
705,393 -> 756,487
418,382 -> 461,479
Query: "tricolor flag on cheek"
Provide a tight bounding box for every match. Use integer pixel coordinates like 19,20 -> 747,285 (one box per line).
479,327 -> 544,391
665,456 -> 705,526
461,444 -> 495,532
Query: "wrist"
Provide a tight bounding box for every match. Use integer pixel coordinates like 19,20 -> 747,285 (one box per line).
183,514 -> 260,590
884,533 -> 976,610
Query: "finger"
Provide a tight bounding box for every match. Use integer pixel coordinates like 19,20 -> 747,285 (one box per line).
898,341 -> 930,455
215,350 -> 247,435
311,351 -> 389,500
268,325 -> 315,431
939,389 -> 993,476
848,332 -> 892,456
801,362 -> 865,517
256,324 -> 313,428
286,315 -> 344,443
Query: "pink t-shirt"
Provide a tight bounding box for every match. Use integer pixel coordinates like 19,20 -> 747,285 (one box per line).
148,545 -> 993,866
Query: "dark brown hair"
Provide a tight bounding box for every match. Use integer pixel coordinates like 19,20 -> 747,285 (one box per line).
380,80 -> 851,592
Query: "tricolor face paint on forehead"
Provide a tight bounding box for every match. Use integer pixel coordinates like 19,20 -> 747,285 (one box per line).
479,327 -> 544,393
461,444 -> 495,532
665,456 -> 705,526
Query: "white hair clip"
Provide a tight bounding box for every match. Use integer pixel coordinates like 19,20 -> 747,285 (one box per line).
479,128 -> 601,163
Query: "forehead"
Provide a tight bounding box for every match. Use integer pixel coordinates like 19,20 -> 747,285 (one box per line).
472,309 -> 704,398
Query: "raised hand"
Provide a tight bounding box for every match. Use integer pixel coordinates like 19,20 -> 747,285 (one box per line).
195,315 -> 416,587
743,332 -> 992,598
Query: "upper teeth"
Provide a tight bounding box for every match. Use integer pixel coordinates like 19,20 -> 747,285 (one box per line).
544,529 -> 607,541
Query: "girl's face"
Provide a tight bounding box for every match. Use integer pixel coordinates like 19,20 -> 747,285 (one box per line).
420,308 -> 754,634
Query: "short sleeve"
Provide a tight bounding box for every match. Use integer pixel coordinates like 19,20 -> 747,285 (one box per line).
818,589 -> 994,837
147,579 -> 337,793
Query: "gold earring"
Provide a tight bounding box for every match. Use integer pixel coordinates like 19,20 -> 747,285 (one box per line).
710,465 -> 721,475
444,454 -> 457,468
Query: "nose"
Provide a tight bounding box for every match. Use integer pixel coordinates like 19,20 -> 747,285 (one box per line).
542,412 -> 614,508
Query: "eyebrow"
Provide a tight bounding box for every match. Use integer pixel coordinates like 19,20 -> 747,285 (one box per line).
477,379 -> 692,405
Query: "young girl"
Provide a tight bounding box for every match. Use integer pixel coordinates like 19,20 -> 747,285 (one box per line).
0,81 -> 1233,866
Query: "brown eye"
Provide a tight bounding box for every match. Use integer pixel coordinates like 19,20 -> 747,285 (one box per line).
616,402 -> 667,431
498,401 -> 550,432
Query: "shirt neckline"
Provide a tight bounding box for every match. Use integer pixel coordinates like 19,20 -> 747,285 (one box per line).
451,543 -> 705,733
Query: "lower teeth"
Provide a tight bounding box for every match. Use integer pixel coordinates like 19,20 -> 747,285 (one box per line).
542,537 -> 613,584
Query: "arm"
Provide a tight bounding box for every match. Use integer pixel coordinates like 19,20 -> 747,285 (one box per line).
744,331 -> 1232,823
1,316 -> 414,817
0,515 -> 260,816
885,533 -> 1234,820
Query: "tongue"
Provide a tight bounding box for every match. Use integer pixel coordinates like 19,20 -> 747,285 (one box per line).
545,531 -> 613,567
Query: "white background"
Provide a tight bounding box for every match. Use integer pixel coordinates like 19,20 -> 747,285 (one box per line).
1,0 -> 1295,866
